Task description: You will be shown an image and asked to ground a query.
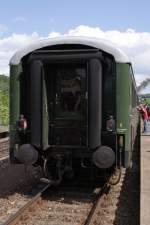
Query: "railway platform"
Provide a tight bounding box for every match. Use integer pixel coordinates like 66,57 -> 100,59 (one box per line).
141,124 -> 150,225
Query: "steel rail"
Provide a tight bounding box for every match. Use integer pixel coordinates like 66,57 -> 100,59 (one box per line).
83,184 -> 109,225
0,131 -> 9,139
2,183 -> 50,225
2,182 -> 109,225
0,156 -> 9,161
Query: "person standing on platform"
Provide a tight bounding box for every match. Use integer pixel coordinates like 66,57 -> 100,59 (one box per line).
137,105 -> 148,133
146,104 -> 150,121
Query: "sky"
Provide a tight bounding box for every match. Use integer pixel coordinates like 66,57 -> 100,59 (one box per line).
0,0 -> 150,93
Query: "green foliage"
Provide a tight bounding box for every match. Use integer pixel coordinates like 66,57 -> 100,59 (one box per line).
139,94 -> 150,105
0,75 -> 9,126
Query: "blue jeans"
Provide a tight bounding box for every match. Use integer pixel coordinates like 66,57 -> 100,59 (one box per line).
143,120 -> 148,133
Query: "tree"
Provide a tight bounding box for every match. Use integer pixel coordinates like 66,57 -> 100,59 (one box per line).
0,75 -> 9,126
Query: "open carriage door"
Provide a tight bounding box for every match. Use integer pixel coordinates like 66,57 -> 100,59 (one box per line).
30,60 -> 48,149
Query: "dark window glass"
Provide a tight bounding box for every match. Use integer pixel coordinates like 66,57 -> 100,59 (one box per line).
55,65 -> 86,119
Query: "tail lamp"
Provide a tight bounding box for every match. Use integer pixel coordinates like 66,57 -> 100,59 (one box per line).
17,115 -> 27,131
106,115 -> 115,131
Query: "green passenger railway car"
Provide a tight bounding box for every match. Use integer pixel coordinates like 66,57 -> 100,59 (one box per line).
9,36 -> 140,184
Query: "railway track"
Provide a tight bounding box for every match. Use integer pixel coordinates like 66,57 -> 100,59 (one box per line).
0,131 -> 9,139
2,182 -> 51,225
1,181 -> 110,225
0,130 -> 9,158
0,130 -> 111,225
83,184 -> 109,225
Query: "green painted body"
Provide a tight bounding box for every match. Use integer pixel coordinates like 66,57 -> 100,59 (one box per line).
116,63 -> 139,167
116,63 -> 131,167
9,59 -> 139,168
9,64 -> 21,153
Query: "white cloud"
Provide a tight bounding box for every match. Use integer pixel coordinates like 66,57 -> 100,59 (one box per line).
48,31 -> 60,38
0,25 -> 150,93
66,26 -> 150,93
0,32 -> 40,74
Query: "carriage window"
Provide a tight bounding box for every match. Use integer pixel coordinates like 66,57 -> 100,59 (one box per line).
55,64 -> 87,119
61,76 -> 81,111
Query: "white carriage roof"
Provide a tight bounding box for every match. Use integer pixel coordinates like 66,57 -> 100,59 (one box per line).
10,36 -> 130,65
